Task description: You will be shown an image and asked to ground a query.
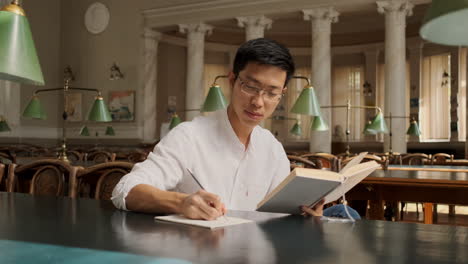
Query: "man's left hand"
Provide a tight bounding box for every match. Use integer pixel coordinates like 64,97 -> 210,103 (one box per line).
300,199 -> 325,217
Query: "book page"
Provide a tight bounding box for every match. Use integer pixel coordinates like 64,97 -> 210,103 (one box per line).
155,215 -> 252,229
339,152 -> 368,174
324,161 -> 380,204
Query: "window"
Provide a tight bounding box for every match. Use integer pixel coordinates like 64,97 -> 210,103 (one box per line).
420,53 -> 450,141
459,48 -> 466,141
332,65 -> 365,142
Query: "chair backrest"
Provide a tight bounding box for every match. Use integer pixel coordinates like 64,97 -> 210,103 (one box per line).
0,149 -> 16,164
300,153 -> 341,172
0,163 -> 5,191
86,151 -> 116,163
127,151 -> 148,163
75,161 -> 134,200
401,153 -> 432,165
431,153 -> 454,165
7,159 -> 78,197
287,155 -> 319,171
66,150 -> 84,163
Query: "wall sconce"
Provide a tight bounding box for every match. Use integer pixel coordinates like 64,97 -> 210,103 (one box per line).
64,65 -> 75,82
441,70 -> 450,86
363,81 -> 372,97
110,63 -> 124,80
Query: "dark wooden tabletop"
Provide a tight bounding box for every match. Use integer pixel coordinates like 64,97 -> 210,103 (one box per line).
0,192 -> 467,264
371,167 -> 468,182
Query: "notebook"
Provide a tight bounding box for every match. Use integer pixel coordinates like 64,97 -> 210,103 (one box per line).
154,215 -> 252,229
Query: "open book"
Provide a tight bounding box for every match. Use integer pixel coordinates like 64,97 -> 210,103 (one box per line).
256,152 -> 380,214
155,215 -> 252,229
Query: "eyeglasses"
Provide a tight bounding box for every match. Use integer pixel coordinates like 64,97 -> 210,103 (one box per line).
237,76 -> 283,102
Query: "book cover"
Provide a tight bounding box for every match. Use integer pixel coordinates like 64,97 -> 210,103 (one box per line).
256,158 -> 380,214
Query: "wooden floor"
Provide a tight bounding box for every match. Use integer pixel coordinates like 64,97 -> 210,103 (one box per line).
398,204 -> 468,226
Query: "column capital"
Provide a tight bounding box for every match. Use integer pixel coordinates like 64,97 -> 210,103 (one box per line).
142,28 -> 162,40
302,7 -> 339,23
236,15 -> 272,31
376,0 -> 414,16
178,23 -> 213,36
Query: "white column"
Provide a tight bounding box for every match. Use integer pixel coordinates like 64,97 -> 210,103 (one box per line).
377,0 -> 413,154
141,28 -> 162,142
303,7 -> 339,153
408,41 -> 423,142
236,15 -> 272,40
450,47 -> 461,142
179,23 -> 213,121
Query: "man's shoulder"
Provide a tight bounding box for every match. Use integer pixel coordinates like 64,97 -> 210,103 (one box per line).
255,126 -> 284,150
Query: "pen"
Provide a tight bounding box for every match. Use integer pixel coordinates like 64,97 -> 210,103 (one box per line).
186,169 -> 227,221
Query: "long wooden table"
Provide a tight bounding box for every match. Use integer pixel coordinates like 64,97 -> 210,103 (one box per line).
1,192 -> 468,263
347,165 -> 468,224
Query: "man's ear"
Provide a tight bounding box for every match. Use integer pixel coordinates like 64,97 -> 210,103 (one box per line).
282,87 -> 288,95
228,71 -> 236,89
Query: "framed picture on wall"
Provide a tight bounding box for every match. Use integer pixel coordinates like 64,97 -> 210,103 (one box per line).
65,93 -> 82,122
109,90 -> 135,121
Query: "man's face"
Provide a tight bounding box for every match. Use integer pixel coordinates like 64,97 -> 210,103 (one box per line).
228,62 -> 287,129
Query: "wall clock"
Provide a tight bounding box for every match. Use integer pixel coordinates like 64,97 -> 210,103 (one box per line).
84,2 -> 110,34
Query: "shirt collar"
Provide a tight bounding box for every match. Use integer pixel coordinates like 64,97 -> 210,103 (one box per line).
217,109 -> 257,153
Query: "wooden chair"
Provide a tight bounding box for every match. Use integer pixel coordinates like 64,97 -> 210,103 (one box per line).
0,163 -> 5,191
74,161 -> 134,200
0,149 -> 16,164
127,151 -> 148,163
300,153 -> 341,172
401,153 -> 432,165
6,159 -> 78,197
86,150 -> 116,163
363,154 -> 389,170
66,150 -> 84,163
431,153 -> 454,165
287,155 -> 319,170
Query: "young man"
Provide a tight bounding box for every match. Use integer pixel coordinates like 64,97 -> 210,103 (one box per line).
112,38 -> 324,219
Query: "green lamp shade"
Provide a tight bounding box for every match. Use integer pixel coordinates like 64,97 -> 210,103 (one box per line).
311,115 -> 329,131
290,121 -> 302,136
407,121 -> 422,136
290,86 -> 321,116
88,96 -> 112,122
368,112 -> 389,134
0,118 -> 11,132
201,85 -> 228,112
105,126 -> 115,136
23,96 -> 46,119
420,0 -> 468,46
0,4 -> 44,85
363,121 -> 378,135
79,126 -> 90,136
169,114 -> 182,130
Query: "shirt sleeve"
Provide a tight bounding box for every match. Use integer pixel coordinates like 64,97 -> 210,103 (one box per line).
267,143 -> 290,194
111,123 -> 193,210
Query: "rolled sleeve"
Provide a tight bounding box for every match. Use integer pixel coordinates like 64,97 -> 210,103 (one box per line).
111,123 -> 193,210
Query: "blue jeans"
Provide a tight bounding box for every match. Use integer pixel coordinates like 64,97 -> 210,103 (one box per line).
323,204 -> 361,220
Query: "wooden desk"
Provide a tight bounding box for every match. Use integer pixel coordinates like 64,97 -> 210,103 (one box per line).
347,165 -> 468,224
1,192 -> 467,263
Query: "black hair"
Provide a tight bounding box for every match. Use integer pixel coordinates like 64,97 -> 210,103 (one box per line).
233,38 -> 295,87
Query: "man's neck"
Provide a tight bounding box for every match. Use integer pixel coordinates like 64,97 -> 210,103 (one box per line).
227,106 -> 254,149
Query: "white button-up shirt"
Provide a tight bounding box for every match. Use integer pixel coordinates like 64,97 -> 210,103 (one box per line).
112,109 -> 290,211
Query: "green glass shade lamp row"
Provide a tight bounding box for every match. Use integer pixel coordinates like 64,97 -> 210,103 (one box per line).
170,83 -> 228,130
80,125 -> 115,136
23,96 -> 112,122
420,0 -> 468,46
0,1 -> 44,85
0,116 -> 11,132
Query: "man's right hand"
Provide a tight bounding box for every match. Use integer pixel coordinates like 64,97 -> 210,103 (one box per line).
180,190 -> 226,220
